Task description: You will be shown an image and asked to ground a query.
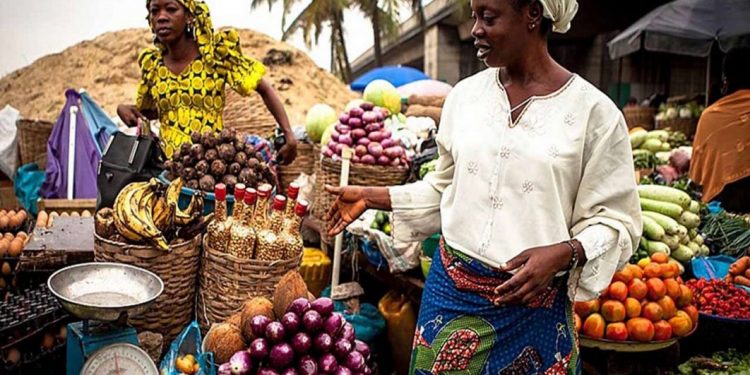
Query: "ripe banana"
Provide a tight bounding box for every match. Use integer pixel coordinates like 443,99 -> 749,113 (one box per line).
113,180 -> 170,251
175,193 -> 204,226
113,181 -> 148,243
152,197 -> 176,232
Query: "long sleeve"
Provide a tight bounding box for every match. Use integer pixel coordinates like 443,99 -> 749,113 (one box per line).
569,110 -> 643,302
135,49 -> 157,112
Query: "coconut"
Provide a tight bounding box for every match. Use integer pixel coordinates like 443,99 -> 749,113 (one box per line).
240,297 -> 276,341
204,323 -> 246,364
227,313 -> 243,329
273,271 -> 310,318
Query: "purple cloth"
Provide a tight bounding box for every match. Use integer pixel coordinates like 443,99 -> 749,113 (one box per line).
40,89 -> 101,199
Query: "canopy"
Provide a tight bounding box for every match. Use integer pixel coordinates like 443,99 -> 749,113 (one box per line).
80,91 -> 119,154
350,66 -> 429,91
607,0 -> 750,59
396,79 -> 453,97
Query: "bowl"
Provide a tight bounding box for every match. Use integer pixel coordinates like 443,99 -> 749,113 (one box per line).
48,262 -> 163,321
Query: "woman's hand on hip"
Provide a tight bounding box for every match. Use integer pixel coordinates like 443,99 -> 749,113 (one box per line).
324,185 -> 391,236
492,243 -> 572,306
117,105 -> 148,127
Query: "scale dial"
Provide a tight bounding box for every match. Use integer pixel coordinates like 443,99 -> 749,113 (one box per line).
81,343 -> 158,375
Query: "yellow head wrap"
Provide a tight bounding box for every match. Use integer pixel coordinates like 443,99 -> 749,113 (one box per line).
147,0 -> 219,67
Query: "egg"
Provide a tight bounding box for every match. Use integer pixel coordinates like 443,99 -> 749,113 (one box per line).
8,216 -> 21,229
8,239 -> 23,257
17,210 -> 27,222
81,210 -> 92,217
71,211 -> 80,217
3,233 -> 13,241
6,348 -> 21,364
0,240 -> 8,257
41,333 -> 55,349
0,210 -> 6,216
1,262 -> 12,276
61,212 -> 69,217
50,211 -> 60,218
58,326 -> 68,340
7,210 -> 15,217
0,217 -> 9,230
17,231 -> 28,240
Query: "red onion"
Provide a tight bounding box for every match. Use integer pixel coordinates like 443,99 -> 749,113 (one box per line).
335,124 -> 351,134
323,313 -> 344,336
348,118 -> 363,128
297,355 -> 318,375
288,298 -> 312,316
353,340 -> 370,360
331,130 -> 340,142
319,354 -> 338,373
250,338 -> 270,359
360,155 -> 376,165
354,145 -> 367,157
265,322 -> 286,343
338,133 -> 353,146
364,123 -> 381,133
314,332 -> 333,353
377,155 -> 391,166
229,351 -> 253,375
257,368 -> 280,375
311,298 -> 335,316
346,351 -> 365,371
334,143 -> 346,156
356,137 -> 371,146
349,107 -> 365,118
367,143 -> 383,158
350,128 -> 367,140
281,312 -> 301,334
367,131 -> 385,142
362,111 -> 378,124
291,332 -> 312,354
333,338 -> 353,359
269,343 -> 295,369
337,323 -> 355,342
339,114 -> 350,125
322,146 -> 334,158
359,102 -> 374,111
251,315 -> 272,338
334,366 -> 353,375
302,310 -> 323,332
380,138 -> 394,149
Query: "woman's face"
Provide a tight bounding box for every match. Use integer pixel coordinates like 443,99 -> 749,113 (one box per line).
471,0 -> 535,68
148,0 -> 192,44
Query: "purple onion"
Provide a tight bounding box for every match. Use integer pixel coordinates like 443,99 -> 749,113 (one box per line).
338,323 -> 355,342
257,368 -> 280,375
390,158 -> 401,166
356,137 -> 371,146
338,133 -> 353,146
339,114 -> 350,125
331,130 -> 340,142
218,363 -> 233,375
349,107 -> 364,118
281,369 -> 300,375
353,340 -> 370,360
319,353 -> 338,373
360,154 -> 376,165
230,351 -> 253,375
334,366 -> 353,375
322,146 -> 334,158
382,129 -> 392,138
375,111 -> 385,122
380,138 -> 394,148
362,111 -> 378,125
362,366 -> 372,375
269,343 -> 295,369
298,355 -> 318,375
302,310 -> 323,332
346,351 -> 365,371
377,155 -> 391,166
354,145 -> 367,157
367,131 -> 385,142
335,124 -> 351,134
334,143 -> 346,156
314,332 -> 333,353
265,322 -> 286,343
366,143 -> 383,158
291,332 -> 313,354
364,123 -> 381,133
288,298 -> 312,315
350,128 -> 367,140
281,312 -> 302,334
351,155 -> 361,164
348,118 -> 363,128
250,338 -> 270,359
359,102 -> 374,111
311,298 -> 335,316
333,338 -> 353,359
323,313 -> 344,336
251,315 -> 272,338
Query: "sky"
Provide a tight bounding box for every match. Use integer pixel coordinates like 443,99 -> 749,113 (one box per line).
0,0 -> 418,78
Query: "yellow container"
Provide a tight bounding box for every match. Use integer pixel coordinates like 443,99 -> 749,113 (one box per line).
378,291 -> 417,375
300,248 -> 332,297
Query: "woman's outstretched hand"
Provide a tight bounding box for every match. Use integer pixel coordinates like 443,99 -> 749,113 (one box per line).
492,243 -> 573,306
324,185 -> 392,236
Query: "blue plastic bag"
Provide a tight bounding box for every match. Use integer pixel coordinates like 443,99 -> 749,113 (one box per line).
692,255 -> 750,292
14,163 -> 45,216
160,321 -> 216,375
321,287 -> 386,344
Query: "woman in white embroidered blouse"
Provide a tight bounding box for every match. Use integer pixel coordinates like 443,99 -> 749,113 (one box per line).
326,0 -> 641,373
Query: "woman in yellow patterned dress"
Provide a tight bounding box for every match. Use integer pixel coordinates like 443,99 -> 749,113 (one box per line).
117,0 -> 297,163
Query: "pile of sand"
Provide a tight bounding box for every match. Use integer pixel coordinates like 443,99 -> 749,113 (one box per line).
0,28 -> 356,134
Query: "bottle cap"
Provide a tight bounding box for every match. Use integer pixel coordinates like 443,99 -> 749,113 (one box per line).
272,195 -> 287,211
214,183 -> 227,201
294,199 -> 309,216
258,183 -> 272,198
233,184 -> 246,202
287,183 -> 300,199
244,188 -> 257,205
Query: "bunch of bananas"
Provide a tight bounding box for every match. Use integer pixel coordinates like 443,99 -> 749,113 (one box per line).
109,178 -> 204,251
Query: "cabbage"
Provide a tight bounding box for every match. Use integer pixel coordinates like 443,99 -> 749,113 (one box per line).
306,104 -> 338,142
363,80 -> 401,115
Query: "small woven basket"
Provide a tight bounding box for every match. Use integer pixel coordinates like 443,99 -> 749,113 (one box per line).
656,118 -> 698,138
17,119 -> 54,168
223,90 -> 277,138
623,106 -> 656,130
94,234 -> 201,342
197,237 -> 302,332
277,143 -> 315,192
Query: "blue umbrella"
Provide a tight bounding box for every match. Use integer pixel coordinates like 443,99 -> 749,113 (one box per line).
350,65 -> 430,91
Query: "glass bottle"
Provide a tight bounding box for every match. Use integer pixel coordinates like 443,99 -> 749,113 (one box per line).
228,187 -> 257,258
283,182 -> 301,229
207,183 -> 230,251
280,199 -> 308,260
252,184 -> 273,231
255,195 -> 287,261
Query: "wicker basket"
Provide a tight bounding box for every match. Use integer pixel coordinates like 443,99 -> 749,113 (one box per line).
17,119 -> 54,168
312,157 -> 409,243
197,237 -> 302,332
94,234 -> 201,341
623,106 -> 656,130
656,118 -> 698,138
277,143 -> 315,193
223,90 -> 277,138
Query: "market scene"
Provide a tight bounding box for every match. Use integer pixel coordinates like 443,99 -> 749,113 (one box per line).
0,0 -> 749,373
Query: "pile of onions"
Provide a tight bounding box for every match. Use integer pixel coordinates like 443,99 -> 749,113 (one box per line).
322,102 -> 409,167
218,297 -> 373,375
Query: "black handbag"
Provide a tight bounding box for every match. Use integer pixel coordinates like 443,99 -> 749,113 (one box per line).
96,126 -> 165,210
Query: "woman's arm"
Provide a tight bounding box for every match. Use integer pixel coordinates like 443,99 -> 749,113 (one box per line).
116,105 -> 157,127
256,79 -> 297,164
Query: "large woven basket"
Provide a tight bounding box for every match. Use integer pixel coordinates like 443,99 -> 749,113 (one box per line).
223,90 -> 276,138
17,119 -> 54,168
197,237 -> 302,332
623,106 -> 656,130
656,118 -> 698,138
277,142 -> 315,193
312,157 -> 409,243
94,234 -> 201,341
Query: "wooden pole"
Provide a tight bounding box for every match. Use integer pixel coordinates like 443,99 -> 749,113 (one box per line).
331,147 -> 353,294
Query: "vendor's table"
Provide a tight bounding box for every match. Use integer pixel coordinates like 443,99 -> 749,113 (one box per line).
19,216 -> 95,273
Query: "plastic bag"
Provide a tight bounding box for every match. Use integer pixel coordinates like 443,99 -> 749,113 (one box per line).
0,106 -> 19,179
346,210 -> 420,272
14,163 -> 45,216
160,321 -> 216,375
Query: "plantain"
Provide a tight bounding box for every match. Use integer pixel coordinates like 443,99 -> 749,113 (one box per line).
152,197 -> 176,232
175,192 -> 204,226
166,177 -> 183,206
94,208 -> 116,239
113,180 -> 169,250
113,181 -> 148,243
133,180 -> 170,251
177,213 -> 214,240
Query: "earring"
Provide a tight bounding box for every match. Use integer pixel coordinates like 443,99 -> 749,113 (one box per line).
186,23 -> 195,38
529,23 -> 536,30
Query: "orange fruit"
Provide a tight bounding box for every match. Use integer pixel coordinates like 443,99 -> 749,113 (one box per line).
676,285 -> 693,307
650,252 -> 669,264
682,306 -> 699,328
628,279 -> 648,300
582,313 -> 606,338
642,302 -> 664,322
613,268 -> 634,284
608,281 -> 629,302
601,300 -> 627,323
657,296 -> 677,319
574,300 -> 600,319
574,313 -> 582,332
626,318 -> 655,342
661,263 -> 680,279
605,322 -> 629,341
644,263 -> 663,279
646,278 -> 667,300
637,258 -> 652,269
625,298 -> 642,318
675,311 -> 693,326
669,316 -> 692,337
664,279 -> 682,300
626,264 -> 644,280
653,320 -> 673,341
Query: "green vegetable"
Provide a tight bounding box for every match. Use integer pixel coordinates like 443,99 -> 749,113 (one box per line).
660,142 -> 671,151
672,244 -> 695,263
646,130 -> 670,142
687,241 -> 700,254
688,228 -> 698,238
700,212 -> 750,257
383,223 -> 392,235
693,234 -> 704,246
638,185 -> 692,209
640,198 -> 684,219
678,211 -> 701,229
662,234 -> 680,250
642,211 -> 682,235
630,130 -> 648,149
689,200 -> 700,214
700,244 -> 710,256
641,138 -> 664,153
643,238 -> 671,256
679,231 -> 690,244
642,215 -> 665,241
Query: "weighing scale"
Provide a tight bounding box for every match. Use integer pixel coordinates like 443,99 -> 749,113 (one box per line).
48,262 -> 164,375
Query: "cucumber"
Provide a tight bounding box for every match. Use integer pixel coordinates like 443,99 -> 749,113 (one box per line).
680,233 -> 690,245
688,228 -> 698,238
640,198 -> 684,219
700,244 -> 710,256
678,211 -> 701,229
672,244 -> 695,263
689,200 -> 700,214
630,130 -> 649,149
642,215 -> 665,241
642,211 -> 682,235
641,138 -> 663,153
638,185 -> 692,209
677,225 -> 689,238
644,238 -> 671,256
646,130 -> 670,142
661,234 -> 680,251
693,234 -> 704,246
687,241 -> 701,254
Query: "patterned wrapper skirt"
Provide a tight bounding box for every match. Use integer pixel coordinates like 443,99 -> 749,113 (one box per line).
410,239 -> 580,375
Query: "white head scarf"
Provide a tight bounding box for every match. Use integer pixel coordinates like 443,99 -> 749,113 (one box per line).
538,0 -> 579,33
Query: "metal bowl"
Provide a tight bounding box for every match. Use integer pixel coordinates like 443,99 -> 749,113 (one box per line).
48,262 -> 164,322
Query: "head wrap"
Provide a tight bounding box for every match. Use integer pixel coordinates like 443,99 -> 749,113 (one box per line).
147,0 -> 219,67
537,0 -> 578,34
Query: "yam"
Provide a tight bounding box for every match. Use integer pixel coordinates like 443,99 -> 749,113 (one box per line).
203,323 -> 246,364
273,271 -> 309,318
240,297 -> 275,341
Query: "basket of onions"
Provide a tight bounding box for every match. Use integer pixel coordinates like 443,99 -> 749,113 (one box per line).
216,297 -> 373,375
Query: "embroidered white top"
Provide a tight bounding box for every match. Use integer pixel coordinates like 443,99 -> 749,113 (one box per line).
388,68 -> 643,301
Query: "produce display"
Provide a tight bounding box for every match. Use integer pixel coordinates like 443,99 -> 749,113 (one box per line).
655,101 -> 704,122
0,209 -> 29,233
207,183 -> 307,261
95,178 -> 210,251
700,212 -> 750,258
164,128 -> 275,193
632,185 -> 707,268
369,211 -> 391,236
305,104 -> 338,144
630,128 -> 692,180
204,271 -> 373,375
322,101 -> 409,167
362,79 -> 402,115
35,210 -> 93,229
575,253 -> 698,342
686,278 -> 750,320
678,349 -> 750,374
